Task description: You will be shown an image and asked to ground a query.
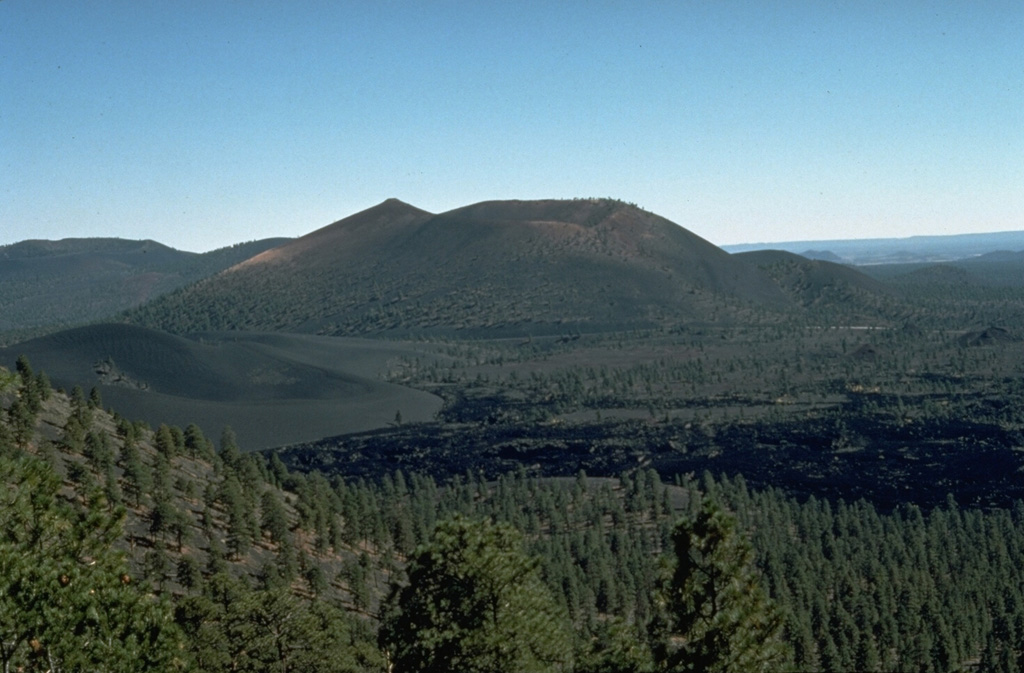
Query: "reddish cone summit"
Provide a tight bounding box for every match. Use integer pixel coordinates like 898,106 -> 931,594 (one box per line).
131,198 -> 792,336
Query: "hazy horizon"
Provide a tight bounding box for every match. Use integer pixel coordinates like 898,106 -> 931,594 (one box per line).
3,197 -> 1024,255
3,2 -> 1021,252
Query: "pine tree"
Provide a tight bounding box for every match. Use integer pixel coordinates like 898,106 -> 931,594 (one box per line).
219,426 -> 241,473
653,496 -> 791,673
70,384 -> 92,427
184,423 -> 212,460
120,441 -> 152,508
155,424 -> 178,459
7,397 -> 35,448
575,617 -> 654,673
260,489 -> 291,547
220,476 -> 255,559
176,572 -> 376,672
379,516 -> 573,673
0,453 -> 185,671
14,355 -> 42,414
88,385 -> 104,410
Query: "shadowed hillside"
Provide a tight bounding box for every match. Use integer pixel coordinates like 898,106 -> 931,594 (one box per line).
0,237 -> 290,335
864,251 -> 1024,289
0,324 -> 443,449
735,249 -> 899,322
127,198 -> 793,337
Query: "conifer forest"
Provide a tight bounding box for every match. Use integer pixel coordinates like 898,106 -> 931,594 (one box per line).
5,208 -> 1024,671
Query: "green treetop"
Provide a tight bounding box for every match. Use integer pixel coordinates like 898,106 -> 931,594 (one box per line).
379,516 -> 573,673
0,452 -> 185,672
653,496 -> 792,673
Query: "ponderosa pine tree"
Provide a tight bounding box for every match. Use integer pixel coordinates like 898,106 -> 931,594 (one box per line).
0,453 -> 185,671
575,617 -> 655,673
120,440 -> 152,508
184,423 -> 212,461
259,488 -> 291,548
653,496 -> 791,673
155,423 -> 178,459
174,572 -> 379,673
379,516 -> 573,673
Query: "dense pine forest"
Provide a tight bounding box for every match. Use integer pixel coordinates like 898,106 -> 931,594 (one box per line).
6,206 -> 1024,671
4,356 -> 1024,672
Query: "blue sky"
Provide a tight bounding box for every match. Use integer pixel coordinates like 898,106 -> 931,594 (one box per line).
2,1 -> 1021,252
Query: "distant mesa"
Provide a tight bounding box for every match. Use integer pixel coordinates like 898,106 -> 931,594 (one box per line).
723,230 -> 1024,265
973,250 -> 1024,263
800,250 -> 845,263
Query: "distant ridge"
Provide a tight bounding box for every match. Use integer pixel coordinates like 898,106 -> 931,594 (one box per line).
800,250 -> 844,263
127,198 -> 792,336
735,249 -> 893,318
233,198 -> 433,268
0,237 -> 290,334
725,230 -> 1024,265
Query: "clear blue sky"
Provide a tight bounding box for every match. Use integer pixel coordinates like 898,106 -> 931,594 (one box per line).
2,1 -> 1021,252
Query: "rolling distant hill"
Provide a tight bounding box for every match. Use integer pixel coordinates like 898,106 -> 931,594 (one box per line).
862,250 -> 1024,289
128,198 -> 792,337
735,250 -> 895,319
0,237 -> 290,335
724,230 -> 1024,265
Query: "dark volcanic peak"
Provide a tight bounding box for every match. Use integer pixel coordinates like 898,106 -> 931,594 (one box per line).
734,249 -> 807,266
234,198 -> 433,269
736,249 -> 886,291
128,198 -> 794,336
800,250 -> 845,263
407,198 -> 737,274
439,197 -> 632,226
735,249 -> 892,318
419,196 -> 786,305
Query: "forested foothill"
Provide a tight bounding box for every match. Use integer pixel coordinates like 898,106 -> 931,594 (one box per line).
0,237 -> 290,343
5,201 -> 1024,670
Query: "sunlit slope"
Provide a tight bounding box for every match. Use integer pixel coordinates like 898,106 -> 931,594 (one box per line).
128,198 -> 793,336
